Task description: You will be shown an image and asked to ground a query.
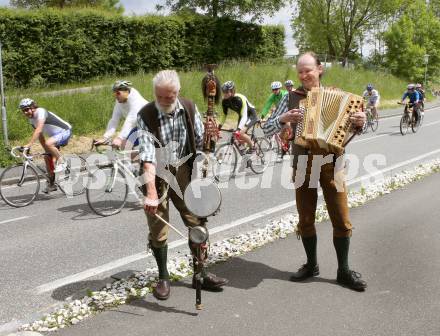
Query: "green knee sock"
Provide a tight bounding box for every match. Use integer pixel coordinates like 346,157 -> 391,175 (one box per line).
333,237 -> 350,272
151,245 -> 170,280
301,235 -> 317,266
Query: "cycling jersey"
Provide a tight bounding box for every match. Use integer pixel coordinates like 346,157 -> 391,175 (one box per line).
261,90 -> 288,118
29,108 -> 72,138
362,89 -> 380,105
221,93 -> 258,130
104,88 -> 149,140
416,88 -> 425,101
402,90 -> 420,104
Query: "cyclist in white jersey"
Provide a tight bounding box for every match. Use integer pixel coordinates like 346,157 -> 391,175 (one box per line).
362,84 -> 380,119
19,98 -> 72,193
95,80 -> 149,149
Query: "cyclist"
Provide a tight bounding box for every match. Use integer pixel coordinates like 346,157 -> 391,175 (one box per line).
95,80 -> 148,149
19,98 -> 72,193
285,79 -> 295,92
401,83 -> 421,124
219,81 -> 259,153
260,81 -> 288,119
416,83 -> 425,115
362,84 -> 380,119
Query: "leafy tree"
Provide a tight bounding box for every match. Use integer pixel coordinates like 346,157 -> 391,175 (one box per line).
157,0 -> 292,22
9,0 -> 123,12
384,0 -> 440,82
292,0 -> 404,64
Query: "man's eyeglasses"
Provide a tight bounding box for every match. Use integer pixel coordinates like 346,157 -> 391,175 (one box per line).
21,107 -> 33,112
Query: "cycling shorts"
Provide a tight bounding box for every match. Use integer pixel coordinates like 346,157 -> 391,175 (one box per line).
244,116 -> 259,129
51,128 -> 72,147
127,127 -> 140,147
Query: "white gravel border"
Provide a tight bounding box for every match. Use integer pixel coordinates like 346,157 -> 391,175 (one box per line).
21,158 -> 440,332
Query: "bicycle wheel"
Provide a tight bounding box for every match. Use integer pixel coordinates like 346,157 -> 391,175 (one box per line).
86,165 -> 128,216
411,114 -> 420,133
400,115 -> 409,135
213,143 -> 238,182
57,155 -> 88,197
370,114 -> 379,132
249,137 -> 271,174
0,164 -> 40,207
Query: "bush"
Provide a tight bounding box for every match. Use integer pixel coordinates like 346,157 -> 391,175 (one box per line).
0,8 -> 285,87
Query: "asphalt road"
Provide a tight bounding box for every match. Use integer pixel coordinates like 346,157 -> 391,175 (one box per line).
50,164 -> 440,336
1,103 -> 440,332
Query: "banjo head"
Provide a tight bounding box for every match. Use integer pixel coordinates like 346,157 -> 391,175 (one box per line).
184,179 -> 221,218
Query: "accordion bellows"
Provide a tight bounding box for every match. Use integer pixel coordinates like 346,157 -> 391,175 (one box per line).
295,87 -> 363,154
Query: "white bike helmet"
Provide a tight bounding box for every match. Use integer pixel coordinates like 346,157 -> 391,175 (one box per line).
112,80 -> 132,92
271,81 -> 282,90
407,83 -> 415,90
284,80 -> 294,87
19,98 -> 36,110
221,80 -> 235,92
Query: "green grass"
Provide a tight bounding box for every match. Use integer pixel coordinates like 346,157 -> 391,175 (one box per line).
0,60 -> 426,166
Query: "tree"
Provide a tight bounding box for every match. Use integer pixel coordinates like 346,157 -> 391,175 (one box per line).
292,0 -> 404,64
157,0 -> 292,22
9,0 -> 123,12
384,0 -> 440,82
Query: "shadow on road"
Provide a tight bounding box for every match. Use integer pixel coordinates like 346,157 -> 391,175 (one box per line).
56,201 -> 142,221
206,257 -> 340,290
128,299 -> 198,317
51,278 -> 115,301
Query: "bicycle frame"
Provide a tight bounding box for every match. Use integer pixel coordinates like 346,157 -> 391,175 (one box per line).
11,148 -> 52,186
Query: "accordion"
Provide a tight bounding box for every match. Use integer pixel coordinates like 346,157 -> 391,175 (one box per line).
294,87 -> 363,154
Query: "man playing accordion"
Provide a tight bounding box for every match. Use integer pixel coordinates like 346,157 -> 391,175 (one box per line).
262,52 -> 367,291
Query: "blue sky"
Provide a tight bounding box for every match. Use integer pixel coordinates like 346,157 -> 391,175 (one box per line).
0,0 -> 297,55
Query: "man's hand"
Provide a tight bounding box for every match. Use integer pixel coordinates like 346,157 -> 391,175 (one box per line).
144,188 -> 159,215
94,138 -> 110,145
350,111 -> 366,128
112,137 -> 124,149
279,109 -> 303,124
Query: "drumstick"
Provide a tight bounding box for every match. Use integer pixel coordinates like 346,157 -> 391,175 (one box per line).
154,214 -> 187,239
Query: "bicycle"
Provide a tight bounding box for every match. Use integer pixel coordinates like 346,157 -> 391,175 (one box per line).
0,146 -> 87,207
269,126 -> 292,162
362,105 -> 379,133
398,102 -> 421,135
86,140 -> 142,216
212,123 -> 271,182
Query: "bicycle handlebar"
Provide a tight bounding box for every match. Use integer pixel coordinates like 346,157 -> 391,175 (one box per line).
10,146 -> 31,159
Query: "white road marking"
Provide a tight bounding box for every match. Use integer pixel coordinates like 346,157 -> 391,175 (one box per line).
34,148 -> 440,294
0,216 -> 30,225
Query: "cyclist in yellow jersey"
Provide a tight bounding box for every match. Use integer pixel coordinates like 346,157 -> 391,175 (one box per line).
219,81 -> 259,153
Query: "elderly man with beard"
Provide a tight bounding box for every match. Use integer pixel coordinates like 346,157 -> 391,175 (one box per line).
137,70 -> 228,300
263,52 -> 367,291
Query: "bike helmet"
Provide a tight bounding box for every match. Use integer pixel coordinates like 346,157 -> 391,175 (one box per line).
366,83 -> 374,91
416,83 -> 422,88
407,83 -> 415,90
271,81 -> 282,90
221,80 -> 235,92
284,79 -> 294,87
18,98 -> 36,110
112,80 -> 132,92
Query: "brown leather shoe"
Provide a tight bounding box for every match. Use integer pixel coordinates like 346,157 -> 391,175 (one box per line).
289,263 -> 319,282
153,279 -> 170,300
192,272 -> 228,290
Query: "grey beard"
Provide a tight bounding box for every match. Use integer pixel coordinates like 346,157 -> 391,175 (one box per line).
155,101 -> 177,115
